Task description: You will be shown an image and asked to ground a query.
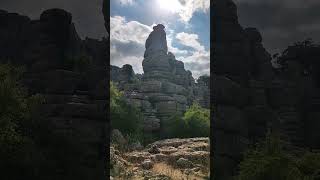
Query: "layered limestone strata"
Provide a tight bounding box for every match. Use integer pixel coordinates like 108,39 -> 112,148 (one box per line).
214,0 -> 320,179
111,24 -> 210,138
0,9 -> 107,180
213,0 -> 273,179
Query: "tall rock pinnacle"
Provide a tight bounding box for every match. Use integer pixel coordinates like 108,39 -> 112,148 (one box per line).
144,24 -> 168,58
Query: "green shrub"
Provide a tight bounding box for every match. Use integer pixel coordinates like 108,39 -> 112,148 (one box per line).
166,103 -> 210,138
110,81 -> 143,141
0,64 -> 44,179
183,103 -> 210,137
143,133 -> 160,145
236,132 -> 320,180
0,63 -> 83,180
166,113 -> 188,138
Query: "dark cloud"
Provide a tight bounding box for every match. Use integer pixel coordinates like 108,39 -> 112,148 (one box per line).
234,0 -> 320,54
0,0 -> 106,39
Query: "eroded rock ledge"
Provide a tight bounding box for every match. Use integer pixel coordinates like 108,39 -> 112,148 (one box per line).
213,0 -> 320,179
0,8 -> 108,179
110,137 -> 210,179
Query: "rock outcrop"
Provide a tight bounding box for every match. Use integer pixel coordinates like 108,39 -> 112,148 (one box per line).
141,26 -> 194,137
111,24 -> 210,139
0,8 -> 108,180
110,137 -> 210,179
144,24 -> 168,58
194,75 -> 210,108
213,0 -> 273,179
214,0 -> 320,179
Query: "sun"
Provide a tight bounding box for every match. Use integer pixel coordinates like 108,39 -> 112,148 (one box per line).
157,0 -> 182,13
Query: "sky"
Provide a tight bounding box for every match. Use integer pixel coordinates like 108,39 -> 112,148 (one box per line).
1,0 -> 320,75
0,0 -> 106,39
234,0 -> 320,55
110,0 -> 210,79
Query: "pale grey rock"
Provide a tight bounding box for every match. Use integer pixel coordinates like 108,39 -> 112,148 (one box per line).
144,116 -> 161,132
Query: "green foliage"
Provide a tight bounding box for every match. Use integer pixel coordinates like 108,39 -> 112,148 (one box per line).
0,63 -> 43,179
0,63 -> 83,180
0,64 -> 27,155
166,113 -> 188,138
110,81 -> 143,141
183,103 -> 210,137
236,132 -> 320,180
167,103 -> 210,138
275,38 -> 320,85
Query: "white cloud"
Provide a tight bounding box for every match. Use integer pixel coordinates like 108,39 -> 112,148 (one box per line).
111,45 -> 144,73
110,16 -> 210,79
110,16 -> 153,73
176,32 -> 205,51
178,0 -> 210,22
110,16 -> 152,44
119,0 -> 135,6
155,0 -> 209,22
181,50 -> 210,79
166,29 -> 189,56
174,32 -> 210,79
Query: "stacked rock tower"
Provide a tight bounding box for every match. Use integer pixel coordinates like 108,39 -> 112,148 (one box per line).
141,24 -> 195,137
111,24 -> 210,139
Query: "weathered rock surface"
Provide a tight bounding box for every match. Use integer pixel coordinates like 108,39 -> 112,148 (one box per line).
213,0 -> 273,179
144,24 -> 168,58
0,8 -> 108,180
110,137 -> 210,179
214,0 -> 320,179
111,24 -> 210,139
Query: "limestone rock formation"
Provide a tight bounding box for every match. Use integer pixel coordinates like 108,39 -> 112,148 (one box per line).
214,0 -> 320,179
102,0 -> 109,36
213,0 -> 273,179
111,24 -> 210,139
110,137 -> 210,179
0,8 -> 108,180
194,75 -> 210,108
141,25 -> 201,136
144,24 -> 168,58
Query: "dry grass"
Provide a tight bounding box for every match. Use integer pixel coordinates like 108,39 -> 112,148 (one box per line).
152,163 -> 205,180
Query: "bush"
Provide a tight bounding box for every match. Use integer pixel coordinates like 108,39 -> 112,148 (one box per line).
167,103 -> 210,138
110,81 -> 143,142
183,103 -> 210,137
0,63 -> 44,179
0,63 -> 84,180
236,132 -> 320,180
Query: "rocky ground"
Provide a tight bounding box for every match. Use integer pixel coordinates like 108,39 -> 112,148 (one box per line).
110,137 -> 210,180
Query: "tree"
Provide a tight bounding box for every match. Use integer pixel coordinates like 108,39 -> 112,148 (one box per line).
275,38 -> 320,85
0,63 -> 83,180
110,81 -> 143,141
183,103 -> 210,137
237,132 -> 320,180
166,103 -> 210,138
